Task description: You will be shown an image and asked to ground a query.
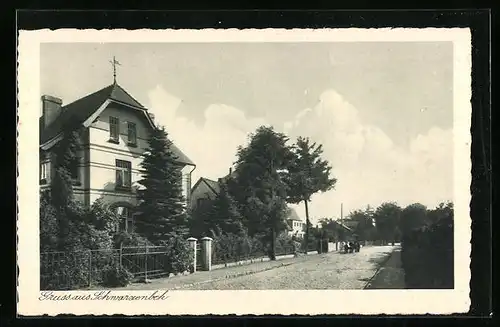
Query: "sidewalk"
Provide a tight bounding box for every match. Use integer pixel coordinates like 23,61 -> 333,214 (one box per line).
364,246 -> 405,289
116,252 -> 321,290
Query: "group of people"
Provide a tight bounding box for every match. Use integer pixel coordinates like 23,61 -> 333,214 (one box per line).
342,241 -> 360,253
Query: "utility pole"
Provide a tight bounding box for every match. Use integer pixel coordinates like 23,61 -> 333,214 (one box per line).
341,203 -> 343,225
340,203 -> 344,242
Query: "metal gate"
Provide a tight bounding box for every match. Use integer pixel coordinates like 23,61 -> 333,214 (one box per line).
121,245 -> 169,280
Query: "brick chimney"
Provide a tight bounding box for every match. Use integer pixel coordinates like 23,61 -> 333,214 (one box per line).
229,167 -> 233,175
41,95 -> 63,128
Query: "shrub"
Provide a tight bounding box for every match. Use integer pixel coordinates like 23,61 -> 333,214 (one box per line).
114,231 -> 153,248
212,233 -> 239,263
87,199 -> 119,232
162,233 -> 194,274
212,232 -> 265,264
400,204 -> 454,289
102,264 -> 134,287
275,233 -> 295,255
40,250 -> 93,290
40,193 -> 121,290
40,192 -> 59,252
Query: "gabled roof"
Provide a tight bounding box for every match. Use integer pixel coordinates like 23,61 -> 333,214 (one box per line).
40,83 -> 146,144
341,219 -> 359,228
286,208 -> 303,222
40,83 -> 195,166
335,221 -> 353,232
192,177 -> 220,196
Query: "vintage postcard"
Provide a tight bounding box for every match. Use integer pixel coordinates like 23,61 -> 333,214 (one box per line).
17,28 -> 472,316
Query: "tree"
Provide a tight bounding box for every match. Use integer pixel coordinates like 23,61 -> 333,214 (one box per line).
208,181 -> 245,235
285,136 -> 337,254
349,208 -> 376,241
427,202 -> 453,225
49,124 -> 82,250
50,127 -> 80,208
373,202 -> 402,245
40,191 -> 58,252
400,203 -> 428,236
229,126 -> 293,260
188,197 -> 214,238
135,126 -> 189,244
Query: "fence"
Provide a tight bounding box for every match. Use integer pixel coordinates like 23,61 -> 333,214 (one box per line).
40,244 -> 171,290
121,245 -> 170,280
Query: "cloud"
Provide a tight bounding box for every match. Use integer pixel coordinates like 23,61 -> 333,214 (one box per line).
284,89 -> 453,222
148,85 -> 453,224
147,85 -> 268,182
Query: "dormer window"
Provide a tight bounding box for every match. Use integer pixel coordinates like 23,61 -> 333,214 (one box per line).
127,122 -> 137,146
109,116 -> 120,143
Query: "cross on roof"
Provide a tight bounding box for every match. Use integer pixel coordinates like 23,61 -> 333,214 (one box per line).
109,56 -> 121,84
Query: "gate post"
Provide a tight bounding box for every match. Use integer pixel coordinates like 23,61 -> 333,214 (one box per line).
187,237 -> 197,273
200,237 -> 213,271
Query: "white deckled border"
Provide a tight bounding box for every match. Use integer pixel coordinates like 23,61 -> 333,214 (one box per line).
17,28 -> 472,316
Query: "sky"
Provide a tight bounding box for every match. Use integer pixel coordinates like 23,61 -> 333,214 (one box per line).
40,42 -> 454,224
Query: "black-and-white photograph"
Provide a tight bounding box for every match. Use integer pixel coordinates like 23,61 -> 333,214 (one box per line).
37,40 -> 455,291
17,28 -> 472,316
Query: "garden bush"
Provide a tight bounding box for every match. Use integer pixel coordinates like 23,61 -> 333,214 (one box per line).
162,233 -> 194,274
275,233 -> 295,255
39,192 -> 59,252
101,264 -> 134,287
212,232 -> 266,264
114,230 -> 154,248
39,194 -> 121,290
401,205 -> 453,289
40,250 -> 91,290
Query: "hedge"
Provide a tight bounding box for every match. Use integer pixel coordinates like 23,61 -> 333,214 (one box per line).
401,215 -> 454,289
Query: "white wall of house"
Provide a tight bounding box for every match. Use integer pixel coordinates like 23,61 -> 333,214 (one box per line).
41,103 -> 193,211
287,220 -> 306,238
86,105 -> 151,208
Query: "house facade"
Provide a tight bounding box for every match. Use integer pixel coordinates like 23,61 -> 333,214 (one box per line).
190,171 -> 304,237
39,82 -> 196,232
286,215 -> 306,238
189,167 -> 236,211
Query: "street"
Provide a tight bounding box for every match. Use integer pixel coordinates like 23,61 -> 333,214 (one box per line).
117,245 -> 398,291
184,245 -> 396,290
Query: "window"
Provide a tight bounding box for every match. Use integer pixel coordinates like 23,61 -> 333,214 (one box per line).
127,122 -> 137,146
115,159 -> 132,189
109,116 -> 120,143
40,162 -> 50,184
115,206 -> 134,232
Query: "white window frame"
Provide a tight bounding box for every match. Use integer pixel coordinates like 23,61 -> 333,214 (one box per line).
115,159 -> 132,188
